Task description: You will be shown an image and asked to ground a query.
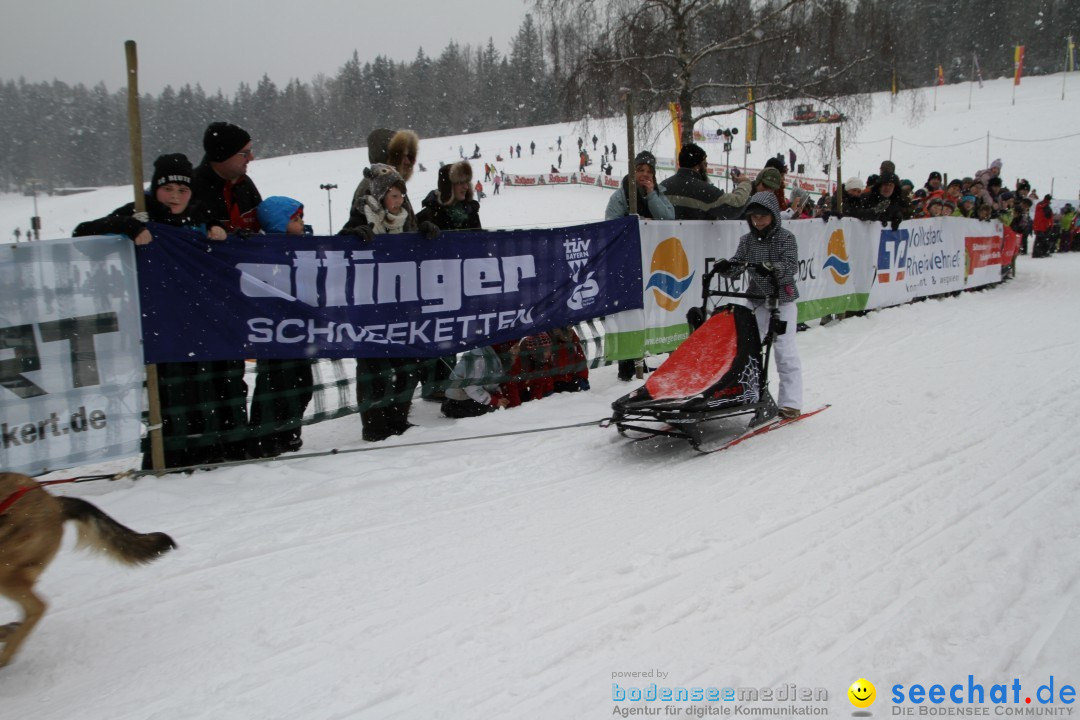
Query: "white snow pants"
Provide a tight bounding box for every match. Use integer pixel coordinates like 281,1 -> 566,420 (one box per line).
749,301 -> 803,411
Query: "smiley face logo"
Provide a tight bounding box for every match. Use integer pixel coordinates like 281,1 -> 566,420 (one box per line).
848,678 -> 876,708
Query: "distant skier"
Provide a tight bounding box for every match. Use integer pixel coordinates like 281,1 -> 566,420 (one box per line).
530,141 -> 535,156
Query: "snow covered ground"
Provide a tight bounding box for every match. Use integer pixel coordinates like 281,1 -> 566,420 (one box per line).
1,73 -> 1079,718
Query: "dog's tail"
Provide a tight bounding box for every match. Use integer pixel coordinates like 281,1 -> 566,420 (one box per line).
58,497 -> 176,565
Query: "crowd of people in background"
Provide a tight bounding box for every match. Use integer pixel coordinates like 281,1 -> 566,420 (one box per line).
70,121 -> 1063,470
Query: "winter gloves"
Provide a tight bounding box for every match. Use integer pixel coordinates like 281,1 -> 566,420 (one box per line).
418,221 -> 441,240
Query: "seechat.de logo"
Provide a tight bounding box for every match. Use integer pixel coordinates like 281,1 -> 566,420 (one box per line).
848,678 -> 876,709
823,228 -> 851,285
644,236 -> 695,312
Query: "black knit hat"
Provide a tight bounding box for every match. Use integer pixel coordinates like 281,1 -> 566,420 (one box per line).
203,122 -> 251,162
151,153 -> 193,189
678,143 -> 707,168
633,150 -> 657,171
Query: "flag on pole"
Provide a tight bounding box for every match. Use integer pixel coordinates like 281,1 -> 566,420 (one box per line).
1014,45 -> 1025,85
1069,36 -> 1076,73
936,64 -> 945,86
892,67 -> 897,95
974,53 -> 984,88
746,87 -> 757,141
669,102 -> 682,158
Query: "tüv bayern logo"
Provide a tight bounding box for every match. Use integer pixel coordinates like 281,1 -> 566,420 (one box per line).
644,237 -> 695,312
823,228 -> 851,285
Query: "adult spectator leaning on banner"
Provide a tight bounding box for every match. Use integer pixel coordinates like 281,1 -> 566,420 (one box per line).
605,150 -> 675,382
843,171 -> 911,230
191,121 -> 264,462
416,160 -> 483,401
659,142 -> 752,220
74,153 -> 229,469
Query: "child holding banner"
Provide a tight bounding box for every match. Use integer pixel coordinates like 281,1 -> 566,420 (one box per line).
349,164 -> 424,442
73,153 -> 230,470
247,197 -> 315,458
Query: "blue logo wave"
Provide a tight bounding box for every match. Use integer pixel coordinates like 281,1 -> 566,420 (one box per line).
645,271 -> 695,300
823,255 -> 850,277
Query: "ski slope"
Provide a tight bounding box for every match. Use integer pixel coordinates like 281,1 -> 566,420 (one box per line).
1,73 -> 1079,718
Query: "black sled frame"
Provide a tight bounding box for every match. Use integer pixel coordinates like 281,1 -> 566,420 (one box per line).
609,262 -> 786,450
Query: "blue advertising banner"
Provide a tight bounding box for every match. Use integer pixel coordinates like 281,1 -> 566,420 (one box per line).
137,218 -> 642,363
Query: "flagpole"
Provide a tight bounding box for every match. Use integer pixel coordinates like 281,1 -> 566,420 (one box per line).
968,52 -> 975,110
1064,36 -> 1073,101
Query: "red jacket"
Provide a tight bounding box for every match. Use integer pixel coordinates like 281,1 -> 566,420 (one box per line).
1033,199 -> 1055,234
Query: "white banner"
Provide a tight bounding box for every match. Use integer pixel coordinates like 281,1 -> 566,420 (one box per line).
0,236 -> 145,474
608,216 -> 1006,359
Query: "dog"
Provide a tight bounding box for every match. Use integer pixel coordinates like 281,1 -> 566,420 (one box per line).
0,472 -> 175,668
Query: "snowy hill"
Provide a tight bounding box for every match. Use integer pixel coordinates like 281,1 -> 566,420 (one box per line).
2,73 -> 1079,718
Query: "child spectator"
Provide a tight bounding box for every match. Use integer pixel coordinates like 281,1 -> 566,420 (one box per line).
549,326 -> 590,393
441,346 -> 511,418
349,164 -> 423,441
73,153 -> 230,470
248,196 -> 315,457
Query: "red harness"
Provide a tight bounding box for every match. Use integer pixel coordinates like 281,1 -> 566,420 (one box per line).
0,484 -> 44,515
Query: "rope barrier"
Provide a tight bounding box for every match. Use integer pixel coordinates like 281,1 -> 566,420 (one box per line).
39,418 -> 614,483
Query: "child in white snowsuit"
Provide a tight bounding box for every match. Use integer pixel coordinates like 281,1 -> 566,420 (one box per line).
717,191 -> 803,418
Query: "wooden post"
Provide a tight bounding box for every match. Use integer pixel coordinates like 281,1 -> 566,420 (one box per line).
125,40 -> 166,473
834,126 -> 843,216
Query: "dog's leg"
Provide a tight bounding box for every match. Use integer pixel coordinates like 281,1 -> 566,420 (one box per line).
0,568 -> 47,668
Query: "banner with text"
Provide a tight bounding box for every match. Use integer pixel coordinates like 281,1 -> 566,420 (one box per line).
0,237 -> 145,475
137,218 -> 643,363
605,217 -> 1006,360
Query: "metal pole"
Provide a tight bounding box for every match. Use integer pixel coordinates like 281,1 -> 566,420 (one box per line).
625,90 -> 637,216
320,183 -> 337,233
125,40 -> 166,473
835,126 -> 843,216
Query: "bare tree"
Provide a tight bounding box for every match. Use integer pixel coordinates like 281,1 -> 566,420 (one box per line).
534,0 -> 868,146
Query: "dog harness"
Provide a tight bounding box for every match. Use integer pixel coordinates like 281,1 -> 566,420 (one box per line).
0,485 -> 42,515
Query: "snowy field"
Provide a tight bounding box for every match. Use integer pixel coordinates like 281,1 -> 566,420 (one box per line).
1,74 -> 1079,717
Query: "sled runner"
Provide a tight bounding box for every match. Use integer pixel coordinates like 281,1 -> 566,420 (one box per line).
608,261 -> 815,452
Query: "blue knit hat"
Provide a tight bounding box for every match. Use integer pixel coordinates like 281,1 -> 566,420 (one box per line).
256,196 -> 303,234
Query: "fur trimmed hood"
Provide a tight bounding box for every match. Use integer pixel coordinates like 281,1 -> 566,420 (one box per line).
387,130 -> 419,181
366,128 -> 420,181
436,161 -> 474,205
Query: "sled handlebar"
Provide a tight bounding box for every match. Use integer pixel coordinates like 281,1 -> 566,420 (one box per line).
701,261 -> 780,303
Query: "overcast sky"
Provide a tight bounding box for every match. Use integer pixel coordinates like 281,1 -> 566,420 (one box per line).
0,0 -> 532,94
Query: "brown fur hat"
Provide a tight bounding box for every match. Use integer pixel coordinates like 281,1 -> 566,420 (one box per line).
437,161 -> 474,205
386,130 -> 419,181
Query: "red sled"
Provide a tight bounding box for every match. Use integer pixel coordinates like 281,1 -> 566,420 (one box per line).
609,262 -> 789,451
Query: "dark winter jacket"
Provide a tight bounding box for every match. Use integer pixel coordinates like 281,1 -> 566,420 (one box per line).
718,191 -> 800,304
844,184 -> 911,229
659,168 -> 752,220
73,193 -> 219,240
191,160 -> 262,232
416,191 -> 482,231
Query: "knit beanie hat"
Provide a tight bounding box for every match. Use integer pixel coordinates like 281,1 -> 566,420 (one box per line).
151,153 -> 193,189
203,122 -> 251,162
633,150 -> 657,174
678,143 -> 707,168
756,167 -> 783,191
845,176 -> 865,192
366,163 -> 406,204
256,196 -> 303,234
